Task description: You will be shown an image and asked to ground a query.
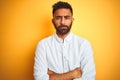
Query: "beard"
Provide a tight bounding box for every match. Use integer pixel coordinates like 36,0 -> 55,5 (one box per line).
53,23 -> 72,35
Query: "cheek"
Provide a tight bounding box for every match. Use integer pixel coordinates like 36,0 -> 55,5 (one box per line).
66,20 -> 73,25
53,20 -> 60,26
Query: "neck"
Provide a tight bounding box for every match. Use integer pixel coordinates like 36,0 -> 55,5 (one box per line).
56,32 -> 70,40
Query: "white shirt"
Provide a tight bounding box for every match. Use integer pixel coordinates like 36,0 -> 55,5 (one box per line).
34,32 -> 96,80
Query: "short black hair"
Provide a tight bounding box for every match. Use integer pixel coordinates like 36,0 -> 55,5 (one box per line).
52,1 -> 73,15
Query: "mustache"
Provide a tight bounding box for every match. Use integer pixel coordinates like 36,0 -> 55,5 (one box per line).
58,25 -> 68,27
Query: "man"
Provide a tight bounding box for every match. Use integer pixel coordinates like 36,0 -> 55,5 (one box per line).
34,1 -> 96,80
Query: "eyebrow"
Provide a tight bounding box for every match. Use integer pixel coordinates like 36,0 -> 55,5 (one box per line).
55,15 -> 71,17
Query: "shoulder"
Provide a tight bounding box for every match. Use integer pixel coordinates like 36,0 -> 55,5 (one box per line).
72,33 -> 93,53
37,34 -> 55,46
71,33 -> 92,49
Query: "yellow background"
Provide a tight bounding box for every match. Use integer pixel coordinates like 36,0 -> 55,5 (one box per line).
0,0 -> 120,80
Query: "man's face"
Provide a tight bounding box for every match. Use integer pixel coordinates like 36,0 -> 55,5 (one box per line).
52,8 -> 74,35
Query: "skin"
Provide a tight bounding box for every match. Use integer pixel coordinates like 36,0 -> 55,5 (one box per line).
52,8 -> 74,39
48,8 -> 82,80
48,68 -> 82,80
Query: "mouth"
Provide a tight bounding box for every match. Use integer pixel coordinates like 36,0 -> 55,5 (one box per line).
60,26 -> 67,29
59,25 -> 68,29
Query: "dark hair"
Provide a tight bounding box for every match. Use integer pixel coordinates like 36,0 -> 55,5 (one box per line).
52,1 -> 73,15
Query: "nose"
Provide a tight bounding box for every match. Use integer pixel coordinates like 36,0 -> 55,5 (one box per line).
61,17 -> 65,25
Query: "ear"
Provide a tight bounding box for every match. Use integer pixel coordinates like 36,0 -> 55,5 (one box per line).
52,18 -> 54,23
72,17 -> 74,22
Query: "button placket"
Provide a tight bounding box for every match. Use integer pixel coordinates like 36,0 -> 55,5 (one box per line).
62,43 -> 69,72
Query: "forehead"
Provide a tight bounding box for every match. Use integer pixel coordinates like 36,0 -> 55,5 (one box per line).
53,8 -> 72,16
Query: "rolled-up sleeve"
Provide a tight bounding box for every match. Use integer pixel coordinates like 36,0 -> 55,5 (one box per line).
74,40 -> 96,80
34,41 -> 49,80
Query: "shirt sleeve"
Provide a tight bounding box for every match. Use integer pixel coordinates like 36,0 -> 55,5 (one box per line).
74,40 -> 96,80
34,41 -> 49,80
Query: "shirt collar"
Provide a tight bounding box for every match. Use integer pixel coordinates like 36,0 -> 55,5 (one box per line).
54,32 -> 73,43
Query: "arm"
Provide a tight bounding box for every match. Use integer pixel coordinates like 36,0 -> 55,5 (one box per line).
75,41 -> 96,80
34,41 -> 49,80
48,68 -> 82,80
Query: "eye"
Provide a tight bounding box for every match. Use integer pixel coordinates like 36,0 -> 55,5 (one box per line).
64,16 -> 70,19
55,16 -> 61,20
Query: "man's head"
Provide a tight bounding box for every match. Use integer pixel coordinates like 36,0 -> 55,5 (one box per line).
52,1 -> 74,35
52,1 -> 73,16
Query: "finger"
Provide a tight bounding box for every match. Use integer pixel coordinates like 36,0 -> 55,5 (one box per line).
48,70 -> 55,75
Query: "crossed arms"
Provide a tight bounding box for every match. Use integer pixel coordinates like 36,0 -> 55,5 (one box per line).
48,68 -> 82,80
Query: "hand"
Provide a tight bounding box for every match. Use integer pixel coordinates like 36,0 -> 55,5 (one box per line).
71,68 -> 82,78
48,69 -> 73,80
48,69 -> 55,75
